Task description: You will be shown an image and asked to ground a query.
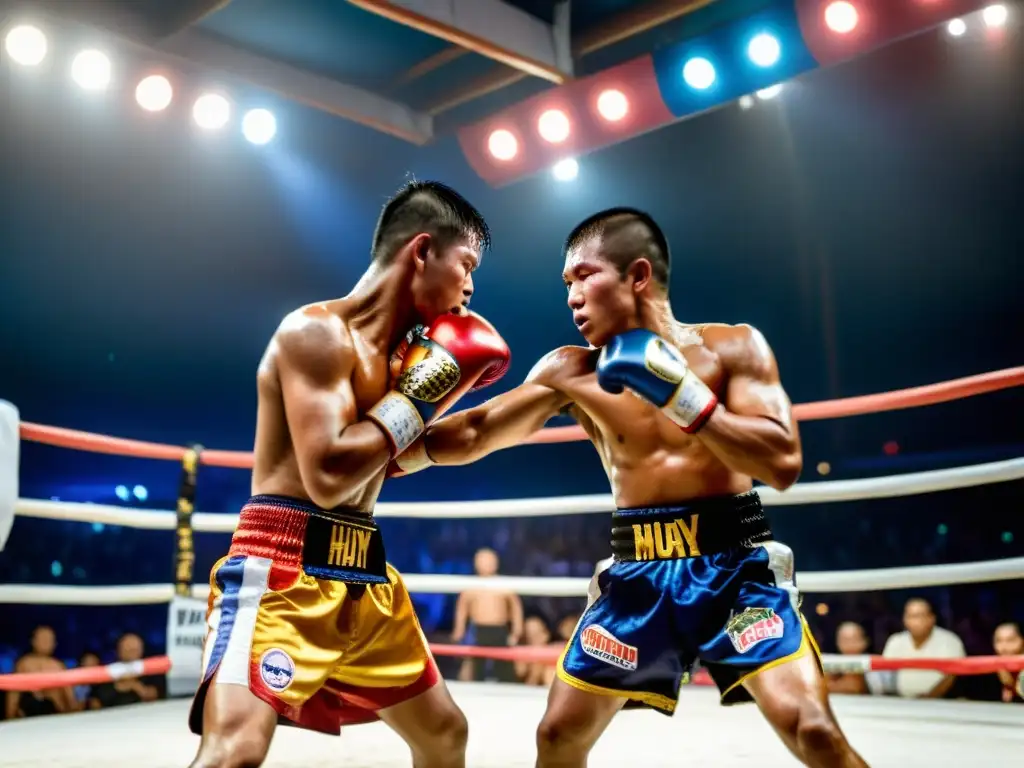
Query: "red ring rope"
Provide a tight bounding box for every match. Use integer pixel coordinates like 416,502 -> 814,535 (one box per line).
2,650 -> 1022,693
16,366 -> 1024,466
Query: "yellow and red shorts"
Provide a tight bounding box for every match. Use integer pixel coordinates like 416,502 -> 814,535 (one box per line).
188,495 -> 438,735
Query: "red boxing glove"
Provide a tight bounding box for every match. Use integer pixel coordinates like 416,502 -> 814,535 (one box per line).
368,312 -> 510,455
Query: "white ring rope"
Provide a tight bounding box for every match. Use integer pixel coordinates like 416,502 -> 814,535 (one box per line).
1,556 -> 1022,605
12,457 -> 1024,529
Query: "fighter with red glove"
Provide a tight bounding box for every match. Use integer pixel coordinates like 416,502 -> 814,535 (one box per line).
368,311 -> 510,460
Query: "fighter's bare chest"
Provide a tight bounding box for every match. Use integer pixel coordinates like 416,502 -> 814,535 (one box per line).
566,342 -> 726,443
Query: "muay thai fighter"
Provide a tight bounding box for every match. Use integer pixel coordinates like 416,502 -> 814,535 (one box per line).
188,181 -> 510,768
398,208 -> 869,767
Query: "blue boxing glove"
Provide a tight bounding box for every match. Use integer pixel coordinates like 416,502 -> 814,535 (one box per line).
597,329 -> 718,433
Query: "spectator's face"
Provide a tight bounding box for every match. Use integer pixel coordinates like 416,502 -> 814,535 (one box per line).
474,549 -> 498,576
557,615 -> 579,642
993,625 -> 1023,656
903,600 -> 935,639
80,652 -> 100,667
523,617 -> 550,646
117,634 -> 144,662
836,623 -> 868,655
31,626 -> 56,656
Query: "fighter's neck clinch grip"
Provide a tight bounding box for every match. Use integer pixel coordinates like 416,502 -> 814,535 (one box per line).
611,491 -> 772,562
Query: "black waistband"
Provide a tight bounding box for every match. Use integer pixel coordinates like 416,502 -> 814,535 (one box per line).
611,491 -> 771,561
242,495 -> 388,585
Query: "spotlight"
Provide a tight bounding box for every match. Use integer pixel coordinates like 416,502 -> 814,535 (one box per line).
738,95 -> 755,110
71,49 -> 111,91
135,75 -> 172,112
242,109 -> 277,145
537,109 -> 570,143
4,25 -> 47,66
596,89 -> 629,122
115,485 -> 129,501
983,4 -> 1008,28
947,19 -> 967,37
824,2 -> 859,35
487,129 -> 518,161
682,57 -> 716,90
132,485 -> 148,502
552,158 -> 578,182
756,84 -> 783,100
193,93 -> 230,130
747,33 -> 781,67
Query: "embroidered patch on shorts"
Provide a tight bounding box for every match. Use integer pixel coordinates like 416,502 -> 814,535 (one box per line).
259,648 -> 295,692
580,624 -> 638,671
726,607 -> 784,654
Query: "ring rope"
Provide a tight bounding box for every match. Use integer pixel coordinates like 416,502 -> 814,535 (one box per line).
2,556 -> 1022,605
1,651 -> 1021,694
13,457 -> 1024,528
16,366 -> 1024,465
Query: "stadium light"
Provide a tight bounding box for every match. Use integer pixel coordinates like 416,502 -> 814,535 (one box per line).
983,5 -> 1008,28
824,2 -> 859,35
71,49 -> 111,91
242,108 -> 277,145
4,25 -> 47,66
756,84 -> 783,100
193,93 -> 230,130
135,75 -> 173,112
947,18 -> 967,37
682,57 -> 716,90
552,158 -> 578,182
487,129 -> 518,161
747,33 -> 781,67
596,89 -> 629,122
537,109 -> 570,143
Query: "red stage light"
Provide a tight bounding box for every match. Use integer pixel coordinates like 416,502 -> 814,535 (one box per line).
487,129 -> 518,161
537,109 -> 570,143
596,89 -> 629,122
824,1 -> 859,34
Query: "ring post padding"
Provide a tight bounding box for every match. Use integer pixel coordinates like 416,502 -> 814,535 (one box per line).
0,400 -> 18,552
173,445 -> 202,596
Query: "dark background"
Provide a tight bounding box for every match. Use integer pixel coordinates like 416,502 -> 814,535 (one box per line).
1,20 -> 1022,666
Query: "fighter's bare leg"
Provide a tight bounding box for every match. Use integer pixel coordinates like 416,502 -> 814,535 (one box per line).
378,680 -> 469,768
189,684 -> 278,768
745,653 -> 869,768
535,678 -> 625,768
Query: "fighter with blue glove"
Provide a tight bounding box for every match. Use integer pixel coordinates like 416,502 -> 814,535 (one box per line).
596,328 -> 719,433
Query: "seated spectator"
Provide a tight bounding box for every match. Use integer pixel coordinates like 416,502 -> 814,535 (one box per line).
515,616 -> 558,688
973,622 -> 1024,704
827,621 -> 887,695
452,548 -> 523,683
4,625 -> 75,719
88,633 -> 162,710
882,597 -> 965,699
72,651 -> 100,711
555,612 -> 581,645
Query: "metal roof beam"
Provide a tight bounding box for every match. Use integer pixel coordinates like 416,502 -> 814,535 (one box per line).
347,0 -> 572,83
422,0 -> 713,116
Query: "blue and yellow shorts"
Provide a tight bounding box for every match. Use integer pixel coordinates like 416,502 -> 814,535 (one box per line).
558,491 -> 820,714
188,495 -> 438,735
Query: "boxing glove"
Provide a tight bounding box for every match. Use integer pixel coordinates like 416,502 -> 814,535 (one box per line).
596,329 -> 718,433
368,312 -> 510,455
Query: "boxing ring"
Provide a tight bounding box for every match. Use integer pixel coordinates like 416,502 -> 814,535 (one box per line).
1,367 -> 1024,765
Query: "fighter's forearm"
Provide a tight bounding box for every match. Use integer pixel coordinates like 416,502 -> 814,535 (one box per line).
423,384 -> 567,466
697,407 -> 802,490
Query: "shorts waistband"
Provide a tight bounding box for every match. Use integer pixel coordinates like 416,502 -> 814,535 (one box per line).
231,495 -> 387,584
611,491 -> 771,561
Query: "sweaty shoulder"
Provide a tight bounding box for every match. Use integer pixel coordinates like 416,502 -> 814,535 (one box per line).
274,304 -> 353,383
699,323 -> 775,376
525,345 -> 595,389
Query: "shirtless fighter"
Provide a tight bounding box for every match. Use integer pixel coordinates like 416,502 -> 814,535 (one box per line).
187,180 -> 510,768
395,208 -> 869,767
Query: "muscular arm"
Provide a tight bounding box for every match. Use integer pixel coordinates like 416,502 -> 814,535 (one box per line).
421,350 -> 571,466
277,310 -> 391,508
697,326 -> 802,490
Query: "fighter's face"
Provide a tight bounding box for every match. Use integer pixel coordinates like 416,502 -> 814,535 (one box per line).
563,239 -> 636,348
411,236 -> 479,325
993,625 -> 1023,656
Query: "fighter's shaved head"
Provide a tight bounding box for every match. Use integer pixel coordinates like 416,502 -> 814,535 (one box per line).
563,207 -> 671,290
